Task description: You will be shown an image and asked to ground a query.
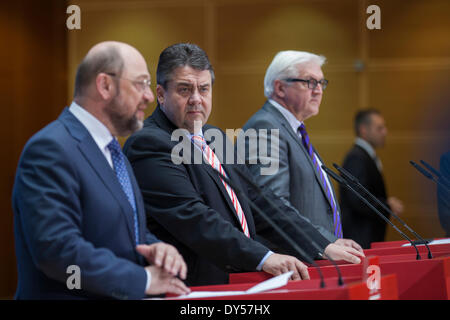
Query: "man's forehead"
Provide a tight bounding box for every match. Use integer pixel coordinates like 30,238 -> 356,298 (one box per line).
296,63 -> 324,78
124,58 -> 150,79
171,66 -> 211,83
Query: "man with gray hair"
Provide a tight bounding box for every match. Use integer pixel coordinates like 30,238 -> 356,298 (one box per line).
124,44 -> 365,287
243,50 -> 362,251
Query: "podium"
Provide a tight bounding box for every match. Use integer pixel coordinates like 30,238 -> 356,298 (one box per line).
173,275 -> 397,300
167,256 -> 397,300
166,240 -> 449,300
229,241 -> 450,300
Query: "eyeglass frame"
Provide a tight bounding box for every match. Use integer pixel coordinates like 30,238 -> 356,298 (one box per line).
105,72 -> 152,92
283,77 -> 329,90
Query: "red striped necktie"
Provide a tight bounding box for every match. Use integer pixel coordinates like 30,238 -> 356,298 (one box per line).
191,134 -> 250,238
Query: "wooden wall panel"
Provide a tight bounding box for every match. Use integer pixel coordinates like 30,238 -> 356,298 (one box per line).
2,0 -> 449,298
369,0 -> 450,59
0,0 -> 68,298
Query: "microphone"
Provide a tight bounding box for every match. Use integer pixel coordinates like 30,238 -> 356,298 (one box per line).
410,161 -> 450,192
419,160 -> 450,189
211,168 -> 327,288
216,166 -> 347,287
322,164 -> 423,260
334,163 -> 433,259
411,160 -> 450,193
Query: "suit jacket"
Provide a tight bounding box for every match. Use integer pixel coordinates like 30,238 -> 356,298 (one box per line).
242,101 -> 338,242
12,108 -> 159,299
339,144 -> 390,249
438,151 -> 450,236
123,106 -> 330,286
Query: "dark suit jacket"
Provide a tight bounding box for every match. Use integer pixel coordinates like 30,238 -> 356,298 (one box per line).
438,151 -> 450,236
123,106 -> 330,286
12,108 -> 159,299
242,101 -> 338,242
339,144 -> 390,249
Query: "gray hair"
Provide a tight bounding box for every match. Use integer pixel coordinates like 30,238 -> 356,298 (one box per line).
263,50 -> 326,98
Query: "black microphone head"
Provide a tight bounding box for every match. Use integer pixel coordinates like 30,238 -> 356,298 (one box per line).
410,160 -> 434,180
420,160 -> 441,178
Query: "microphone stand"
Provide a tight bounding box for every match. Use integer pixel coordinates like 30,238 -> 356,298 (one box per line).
322,165 -> 422,260
420,159 -> 450,189
223,167 -> 345,286
334,163 -> 433,259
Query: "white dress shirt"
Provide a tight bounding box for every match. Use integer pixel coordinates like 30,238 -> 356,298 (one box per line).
269,99 -> 338,204
355,137 -> 383,172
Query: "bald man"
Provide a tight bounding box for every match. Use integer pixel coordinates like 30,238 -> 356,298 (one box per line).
12,41 -> 189,299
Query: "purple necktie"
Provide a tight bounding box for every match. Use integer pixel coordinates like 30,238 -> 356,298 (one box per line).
298,123 -> 343,238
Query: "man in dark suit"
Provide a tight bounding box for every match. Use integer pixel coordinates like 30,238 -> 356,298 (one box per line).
340,109 -> 404,248
438,151 -> 450,236
242,51 -> 362,253
12,41 -> 189,299
124,43 -> 364,287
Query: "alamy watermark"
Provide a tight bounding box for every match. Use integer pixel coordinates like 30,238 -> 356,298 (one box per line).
66,5 -> 81,30
366,5 -> 381,30
170,121 -> 279,176
66,264 -> 81,290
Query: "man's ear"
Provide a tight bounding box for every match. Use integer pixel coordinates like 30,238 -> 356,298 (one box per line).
273,79 -> 287,98
96,73 -> 115,100
156,84 -> 165,106
359,124 -> 368,139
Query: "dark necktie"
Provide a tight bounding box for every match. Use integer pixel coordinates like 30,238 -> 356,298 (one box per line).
107,138 -> 139,245
298,124 -> 343,238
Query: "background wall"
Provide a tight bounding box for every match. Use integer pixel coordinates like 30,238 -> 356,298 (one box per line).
1,0 -> 449,298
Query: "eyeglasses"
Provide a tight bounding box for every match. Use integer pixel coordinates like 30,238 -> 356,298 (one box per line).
105,73 -> 151,92
283,78 -> 329,90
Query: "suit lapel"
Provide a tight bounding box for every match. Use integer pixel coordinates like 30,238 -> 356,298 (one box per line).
264,102 -> 337,210
59,108 -> 138,246
202,138 -> 255,234
152,106 -> 256,236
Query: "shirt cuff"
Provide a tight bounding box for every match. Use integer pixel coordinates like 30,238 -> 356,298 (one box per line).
256,250 -> 273,271
145,268 -> 152,293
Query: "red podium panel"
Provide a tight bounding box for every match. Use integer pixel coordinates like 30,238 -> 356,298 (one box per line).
173,274 -> 397,300
379,256 -> 450,299
229,255 -> 450,300
364,243 -> 450,257
370,238 -> 449,249
230,256 -> 380,283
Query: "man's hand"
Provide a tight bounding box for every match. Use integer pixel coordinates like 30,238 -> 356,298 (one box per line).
334,238 -> 364,254
387,196 -> 404,215
145,265 -> 190,296
136,243 -> 187,280
323,243 -> 365,264
262,253 -> 310,281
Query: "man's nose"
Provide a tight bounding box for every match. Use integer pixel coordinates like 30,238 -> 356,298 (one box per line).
188,88 -> 202,105
143,88 -> 154,104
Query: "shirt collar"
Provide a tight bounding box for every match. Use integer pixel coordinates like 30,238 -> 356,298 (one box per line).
355,137 -> 377,159
68,101 -> 115,150
269,99 -> 303,134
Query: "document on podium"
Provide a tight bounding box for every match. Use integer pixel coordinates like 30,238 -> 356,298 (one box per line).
401,238 -> 450,246
169,271 -> 293,299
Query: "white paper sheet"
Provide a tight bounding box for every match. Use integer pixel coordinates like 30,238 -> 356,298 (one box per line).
401,238 -> 450,247
169,271 -> 293,299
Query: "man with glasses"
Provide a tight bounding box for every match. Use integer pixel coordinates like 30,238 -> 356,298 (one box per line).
124,44 -> 365,287
243,51 -> 362,251
12,41 -> 189,299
